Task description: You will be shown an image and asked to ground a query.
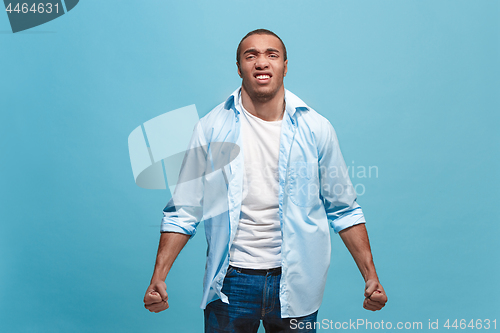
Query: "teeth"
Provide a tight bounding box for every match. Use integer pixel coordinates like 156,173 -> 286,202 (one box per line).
256,75 -> 270,79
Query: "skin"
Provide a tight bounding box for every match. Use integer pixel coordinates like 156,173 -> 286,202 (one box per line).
339,224 -> 388,311
144,232 -> 190,313
144,33 -> 387,313
237,34 -> 288,121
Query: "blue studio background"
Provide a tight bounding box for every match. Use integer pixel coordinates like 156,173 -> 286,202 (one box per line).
1,0 -> 498,332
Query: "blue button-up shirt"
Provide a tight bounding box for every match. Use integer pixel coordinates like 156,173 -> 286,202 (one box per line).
161,87 -> 366,317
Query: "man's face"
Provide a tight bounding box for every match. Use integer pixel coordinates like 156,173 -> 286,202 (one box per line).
237,34 -> 288,102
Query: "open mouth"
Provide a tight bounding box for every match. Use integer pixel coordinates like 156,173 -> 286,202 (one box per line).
254,73 -> 272,82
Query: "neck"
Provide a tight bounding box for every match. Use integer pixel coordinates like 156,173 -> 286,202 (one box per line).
240,86 -> 285,121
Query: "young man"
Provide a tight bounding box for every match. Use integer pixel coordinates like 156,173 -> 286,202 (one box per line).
144,29 -> 387,333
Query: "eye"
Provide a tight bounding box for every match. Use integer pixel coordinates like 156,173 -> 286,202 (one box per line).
269,54 -> 279,58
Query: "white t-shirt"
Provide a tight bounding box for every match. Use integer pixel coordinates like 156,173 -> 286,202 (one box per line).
229,97 -> 283,269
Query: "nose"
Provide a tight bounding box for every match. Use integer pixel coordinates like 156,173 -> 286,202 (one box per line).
255,55 -> 269,70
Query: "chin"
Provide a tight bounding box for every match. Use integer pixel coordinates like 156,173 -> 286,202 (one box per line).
253,91 -> 276,102
254,85 -> 281,99
242,80 -> 282,102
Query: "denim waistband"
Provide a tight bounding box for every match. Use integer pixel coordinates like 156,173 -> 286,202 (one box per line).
229,265 -> 282,276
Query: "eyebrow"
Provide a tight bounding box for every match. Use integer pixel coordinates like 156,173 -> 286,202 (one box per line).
243,48 -> 280,55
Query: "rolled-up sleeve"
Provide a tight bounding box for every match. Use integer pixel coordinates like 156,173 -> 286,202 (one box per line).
160,121 -> 207,238
317,121 -> 366,233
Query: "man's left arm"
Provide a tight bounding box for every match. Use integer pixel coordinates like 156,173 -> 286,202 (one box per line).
316,120 -> 387,311
339,223 -> 388,311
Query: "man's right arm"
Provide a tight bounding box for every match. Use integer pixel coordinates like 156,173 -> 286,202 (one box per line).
143,120 -> 209,313
144,232 -> 191,313
143,115 -> 216,313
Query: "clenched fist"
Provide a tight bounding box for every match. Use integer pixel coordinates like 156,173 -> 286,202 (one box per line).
144,280 -> 169,313
363,279 -> 387,311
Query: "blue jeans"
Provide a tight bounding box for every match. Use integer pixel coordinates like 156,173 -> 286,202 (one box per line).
204,266 -> 318,333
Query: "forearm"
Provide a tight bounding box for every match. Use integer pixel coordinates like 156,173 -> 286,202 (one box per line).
150,232 -> 190,283
339,223 -> 378,282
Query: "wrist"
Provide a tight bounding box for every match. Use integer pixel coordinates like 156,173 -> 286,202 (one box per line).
364,273 -> 379,283
150,275 -> 167,285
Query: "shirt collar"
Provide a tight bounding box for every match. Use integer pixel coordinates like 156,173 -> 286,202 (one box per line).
223,87 -> 310,117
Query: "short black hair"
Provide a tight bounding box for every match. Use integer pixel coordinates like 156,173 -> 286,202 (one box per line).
236,29 -> 287,64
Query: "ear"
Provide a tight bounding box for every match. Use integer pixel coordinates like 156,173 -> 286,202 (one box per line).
284,59 -> 288,77
237,62 -> 242,78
